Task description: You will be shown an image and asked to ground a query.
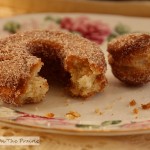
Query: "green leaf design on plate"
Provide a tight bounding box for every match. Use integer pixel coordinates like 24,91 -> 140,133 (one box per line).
101,120 -> 122,126
3,21 -> 20,34
107,23 -> 131,41
115,23 -> 130,35
55,18 -> 61,24
76,124 -> 100,129
44,16 -> 54,21
44,16 -> 61,24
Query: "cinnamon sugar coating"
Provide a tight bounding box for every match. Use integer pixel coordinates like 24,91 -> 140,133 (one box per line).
108,33 -> 150,85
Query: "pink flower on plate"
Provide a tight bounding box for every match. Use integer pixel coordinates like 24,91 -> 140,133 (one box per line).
14,112 -> 75,127
60,16 -> 111,44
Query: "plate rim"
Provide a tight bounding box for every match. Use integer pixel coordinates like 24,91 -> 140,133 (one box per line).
1,117 -> 150,136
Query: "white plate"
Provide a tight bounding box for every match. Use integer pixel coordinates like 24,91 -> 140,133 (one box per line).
0,13 -> 150,136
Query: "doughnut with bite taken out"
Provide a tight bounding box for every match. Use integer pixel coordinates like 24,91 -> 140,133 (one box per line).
0,30 -> 107,106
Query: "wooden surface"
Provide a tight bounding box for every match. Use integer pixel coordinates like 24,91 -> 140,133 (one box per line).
0,0 -> 150,18
0,0 -> 150,150
0,125 -> 150,150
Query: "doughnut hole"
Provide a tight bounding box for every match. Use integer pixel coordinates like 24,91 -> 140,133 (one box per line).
66,57 -> 107,97
108,53 -> 150,85
21,60 -> 49,104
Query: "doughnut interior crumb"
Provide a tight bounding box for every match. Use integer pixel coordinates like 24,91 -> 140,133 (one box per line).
68,58 -> 106,97
65,111 -> 81,120
21,61 -> 49,105
141,102 -> 150,110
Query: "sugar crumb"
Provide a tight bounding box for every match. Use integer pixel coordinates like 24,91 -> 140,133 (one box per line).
133,108 -> 139,114
45,113 -> 55,118
129,99 -> 136,106
94,108 -> 103,115
65,111 -> 81,120
141,102 -> 150,110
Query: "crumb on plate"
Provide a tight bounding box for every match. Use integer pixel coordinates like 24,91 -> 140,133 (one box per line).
141,102 -> 150,110
133,108 -> 139,114
129,99 -> 136,106
65,111 -> 81,120
45,113 -> 55,118
95,108 -> 100,113
94,108 -> 103,115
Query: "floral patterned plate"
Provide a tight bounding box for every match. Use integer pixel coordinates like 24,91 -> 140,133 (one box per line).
0,13 -> 150,136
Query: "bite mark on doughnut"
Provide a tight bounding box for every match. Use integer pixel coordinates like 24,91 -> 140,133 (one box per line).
21,60 -> 49,104
27,40 -> 107,98
66,56 -> 107,97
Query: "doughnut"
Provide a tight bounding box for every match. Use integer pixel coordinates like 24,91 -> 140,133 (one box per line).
0,30 -> 107,106
108,33 -> 150,85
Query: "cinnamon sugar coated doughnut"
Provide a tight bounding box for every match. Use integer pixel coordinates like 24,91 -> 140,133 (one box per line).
0,30 -> 107,106
108,33 -> 150,85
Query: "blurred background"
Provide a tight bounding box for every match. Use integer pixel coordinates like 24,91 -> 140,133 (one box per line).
0,0 -> 150,18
